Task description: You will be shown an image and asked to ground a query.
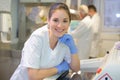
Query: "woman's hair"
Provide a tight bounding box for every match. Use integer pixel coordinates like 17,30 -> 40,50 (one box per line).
48,3 -> 71,22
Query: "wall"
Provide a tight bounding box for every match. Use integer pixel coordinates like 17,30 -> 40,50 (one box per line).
99,33 -> 120,56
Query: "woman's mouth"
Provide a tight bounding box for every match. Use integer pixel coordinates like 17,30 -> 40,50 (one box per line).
55,28 -> 64,33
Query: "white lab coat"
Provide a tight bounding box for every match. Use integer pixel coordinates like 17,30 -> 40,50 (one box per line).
89,13 -> 101,57
10,25 -> 71,80
69,16 -> 93,60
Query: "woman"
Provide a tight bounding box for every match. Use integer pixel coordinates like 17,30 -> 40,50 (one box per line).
10,3 -> 80,80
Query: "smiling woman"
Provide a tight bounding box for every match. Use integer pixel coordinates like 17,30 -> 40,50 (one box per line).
48,9 -> 70,39
10,3 -> 80,80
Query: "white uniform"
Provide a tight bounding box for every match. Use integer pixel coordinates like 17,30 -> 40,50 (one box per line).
10,25 -> 71,80
89,13 -> 101,57
69,16 -> 93,60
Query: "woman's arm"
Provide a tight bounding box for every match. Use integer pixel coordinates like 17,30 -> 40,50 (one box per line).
28,67 -> 57,80
70,54 -> 80,72
28,60 -> 69,80
59,34 -> 80,72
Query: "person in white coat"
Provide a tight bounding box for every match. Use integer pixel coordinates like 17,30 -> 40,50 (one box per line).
88,5 -> 101,58
10,3 -> 80,80
69,5 -> 93,60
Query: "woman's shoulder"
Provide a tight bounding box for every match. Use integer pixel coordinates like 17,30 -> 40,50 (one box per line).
24,25 -> 48,46
25,25 -> 48,43
31,24 -> 48,37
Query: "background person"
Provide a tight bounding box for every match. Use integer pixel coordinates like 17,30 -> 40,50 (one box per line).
10,3 -> 80,80
83,5 -> 101,80
69,5 -> 93,60
88,5 -> 101,59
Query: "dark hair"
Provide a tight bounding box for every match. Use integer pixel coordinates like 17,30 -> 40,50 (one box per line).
48,3 -> 71,22
88,5 -> 97,12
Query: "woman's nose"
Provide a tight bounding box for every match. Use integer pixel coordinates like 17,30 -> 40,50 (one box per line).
57,22 -> 63,27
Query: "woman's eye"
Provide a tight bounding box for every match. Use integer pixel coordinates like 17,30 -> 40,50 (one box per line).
63,20 -> 68,23
53,19 -> 58,22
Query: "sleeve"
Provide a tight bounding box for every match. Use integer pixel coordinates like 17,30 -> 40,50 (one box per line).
21,34 -> 42,69
64,47 -> 71,64
91,14 -> 101,33
70,22 -> 90,38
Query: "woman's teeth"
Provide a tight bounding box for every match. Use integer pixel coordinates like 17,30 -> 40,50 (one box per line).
56,29 -> 64,32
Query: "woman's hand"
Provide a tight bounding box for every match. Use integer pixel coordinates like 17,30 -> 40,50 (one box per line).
59,34 -> 77,54
55,61 -> 70,74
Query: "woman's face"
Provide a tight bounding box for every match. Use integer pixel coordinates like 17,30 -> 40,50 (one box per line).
48,9 -> 70,38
